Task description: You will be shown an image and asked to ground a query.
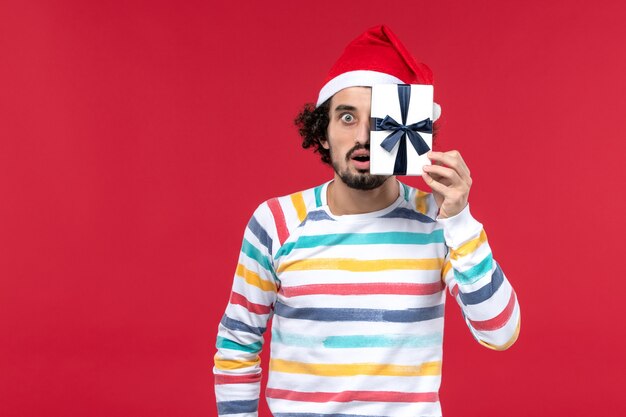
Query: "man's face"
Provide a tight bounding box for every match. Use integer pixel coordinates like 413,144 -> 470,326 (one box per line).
323,87 -> 389,190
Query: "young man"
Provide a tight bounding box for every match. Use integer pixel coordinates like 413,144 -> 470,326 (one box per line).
214,25 -> 520,417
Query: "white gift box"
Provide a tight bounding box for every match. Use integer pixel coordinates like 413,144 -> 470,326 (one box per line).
370,84 -> 434,176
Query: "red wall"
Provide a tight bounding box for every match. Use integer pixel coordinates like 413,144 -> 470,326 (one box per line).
2,1 -> 626,416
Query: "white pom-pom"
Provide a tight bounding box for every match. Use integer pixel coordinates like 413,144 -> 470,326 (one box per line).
433,102 -> 442,122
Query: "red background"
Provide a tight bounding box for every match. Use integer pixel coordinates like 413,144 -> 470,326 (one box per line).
2,1 -> 626,416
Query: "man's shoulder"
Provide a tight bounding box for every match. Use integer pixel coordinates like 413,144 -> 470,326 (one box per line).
249,182 -> 329,243
267,182 -> 327,220
264,182 -> 327,219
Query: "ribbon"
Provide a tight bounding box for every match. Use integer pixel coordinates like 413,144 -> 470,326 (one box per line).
372,84 -> 432,175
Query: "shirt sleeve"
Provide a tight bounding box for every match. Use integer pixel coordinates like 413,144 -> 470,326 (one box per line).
213,203 -> 279,416
439,204 -> 521,350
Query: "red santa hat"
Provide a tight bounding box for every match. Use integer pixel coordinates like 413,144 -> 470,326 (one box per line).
317,25 -> 441,121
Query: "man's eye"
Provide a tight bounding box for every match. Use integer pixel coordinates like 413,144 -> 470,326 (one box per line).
341,114 -> 355,123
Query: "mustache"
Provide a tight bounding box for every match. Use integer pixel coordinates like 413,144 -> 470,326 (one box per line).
345,143 -> 370,161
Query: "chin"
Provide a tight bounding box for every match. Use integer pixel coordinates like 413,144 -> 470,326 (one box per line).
340,171 -> 389,191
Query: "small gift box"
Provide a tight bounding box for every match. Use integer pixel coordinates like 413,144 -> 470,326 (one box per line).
370,84 -> 433,176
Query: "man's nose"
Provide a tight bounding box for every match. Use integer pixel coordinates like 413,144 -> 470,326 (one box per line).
355,119 -> 370,145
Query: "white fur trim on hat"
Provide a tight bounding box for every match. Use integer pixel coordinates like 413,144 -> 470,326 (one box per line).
316,70 -> 403,107
317,70 -> 442,122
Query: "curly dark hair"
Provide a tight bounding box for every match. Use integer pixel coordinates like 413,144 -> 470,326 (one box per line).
294,100 -> 332,165
294,99 -> 440,166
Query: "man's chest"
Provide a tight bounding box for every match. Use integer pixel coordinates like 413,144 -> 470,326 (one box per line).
272,218 -> 448,310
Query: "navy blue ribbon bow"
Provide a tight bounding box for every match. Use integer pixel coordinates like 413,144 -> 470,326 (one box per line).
372,84 -> 432,175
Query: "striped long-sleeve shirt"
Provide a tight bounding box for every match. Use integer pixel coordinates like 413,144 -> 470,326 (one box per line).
213,180 -> 520,417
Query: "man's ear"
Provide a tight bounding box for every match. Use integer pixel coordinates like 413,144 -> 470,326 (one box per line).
320,138 -> 330,150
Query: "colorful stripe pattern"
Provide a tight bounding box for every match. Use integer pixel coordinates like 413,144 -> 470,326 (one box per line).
280,282 -> 444,298
273,302 -> 444,323
214,181 -> 521,416
271,328 -> 443,349
266,388 -> 439,403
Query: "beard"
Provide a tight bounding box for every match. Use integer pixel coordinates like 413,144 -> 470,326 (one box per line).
331,144 -> 390,190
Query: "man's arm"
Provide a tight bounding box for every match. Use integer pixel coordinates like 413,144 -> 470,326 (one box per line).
439,206 -> 521,349
213,203 -> 278,416
423,150 -> 520,349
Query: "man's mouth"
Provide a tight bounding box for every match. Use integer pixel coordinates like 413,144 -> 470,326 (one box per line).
350,150 -> 370,170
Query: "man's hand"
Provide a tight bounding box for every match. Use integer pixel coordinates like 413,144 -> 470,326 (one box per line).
422,150 -> 472,219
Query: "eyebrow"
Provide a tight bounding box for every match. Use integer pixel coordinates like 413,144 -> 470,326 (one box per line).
333,104 -> 358,112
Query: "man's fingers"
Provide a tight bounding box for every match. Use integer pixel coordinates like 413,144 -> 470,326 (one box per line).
427,150 -> 471,179
424,168 -> 453,187
428,173 -> 453,187
422,171 -> 449,194
424,150 -> 472,219
422,164 -> 460,183
423,164 -> 466,189
423,163 -> 470,194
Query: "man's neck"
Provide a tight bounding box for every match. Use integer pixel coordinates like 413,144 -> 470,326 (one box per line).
327,176 -> 399,215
